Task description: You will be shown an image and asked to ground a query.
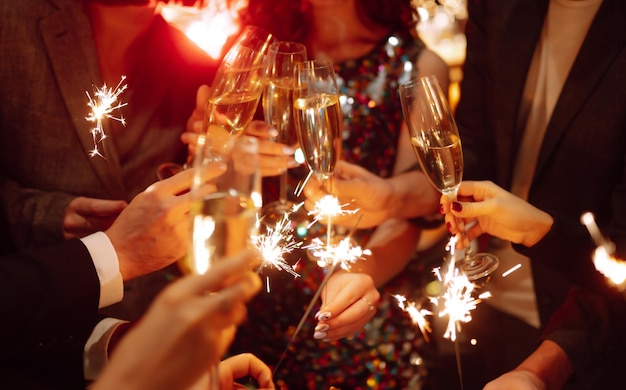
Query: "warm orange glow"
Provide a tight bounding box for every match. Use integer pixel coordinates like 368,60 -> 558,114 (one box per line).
593,246 -> 626,287
160,0 -> 248,59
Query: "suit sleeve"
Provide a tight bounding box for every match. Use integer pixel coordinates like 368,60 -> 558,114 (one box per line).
0,238 -> 101,388
542,286 -> 626,388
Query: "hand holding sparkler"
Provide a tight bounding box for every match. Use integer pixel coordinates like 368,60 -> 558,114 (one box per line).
313,271 -> 379,341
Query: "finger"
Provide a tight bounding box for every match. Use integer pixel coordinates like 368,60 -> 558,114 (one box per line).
223,354 -> 274,388
196,84 -> 210,110
71,197 -> 128,216
324,309 -> 376,341
181,131 -> 201,146
245,120 -> 278,138
322,296 -> 378,339
147,163 -> 226,196
175,250 -> 259,296
318,274 -> 375,318
206,272 -> 262,310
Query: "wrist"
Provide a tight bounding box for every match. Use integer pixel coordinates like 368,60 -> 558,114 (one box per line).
516,340 -> 573,390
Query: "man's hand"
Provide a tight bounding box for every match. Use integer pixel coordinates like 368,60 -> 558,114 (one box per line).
63,197 -> 128,239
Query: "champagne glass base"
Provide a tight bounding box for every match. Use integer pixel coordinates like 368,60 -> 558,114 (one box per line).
456,252 -> 500,281
157,162 -> 184,181
260,201 -> 297,227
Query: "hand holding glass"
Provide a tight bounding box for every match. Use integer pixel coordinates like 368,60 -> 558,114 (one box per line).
157,26 -> 273,180
260,41 -> 307,225
399,75 -> 499,281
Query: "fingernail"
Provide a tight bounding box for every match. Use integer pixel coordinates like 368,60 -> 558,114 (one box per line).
314,331 -> 327,339
440,203 -> 444,214
315,311 -> 332,321
269,127 -> 279,137
315,324 -> 330,332
446,221 -> 452,232
283,146 -> 294,155
452,202 -> 462,212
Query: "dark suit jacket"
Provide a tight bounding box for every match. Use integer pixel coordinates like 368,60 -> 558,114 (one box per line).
0,0 -> 219,320
458,0 -> 626,325
0,238 -> 101,389
0,0 -> 218,249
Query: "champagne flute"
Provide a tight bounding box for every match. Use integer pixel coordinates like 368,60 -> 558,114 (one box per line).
293,59 -> 342,186
157,25 -> 274,180
260,41 -> 307,226
183,135 -> 261,390
399,75 -> 499,281
293,59 -> 344,253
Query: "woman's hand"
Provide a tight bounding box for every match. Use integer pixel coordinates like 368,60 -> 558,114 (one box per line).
440,180 -> 554,249
182,86 -> 297,177
314,271 -> 380,341
219,353 -> 275,389
303,160 -> 394,229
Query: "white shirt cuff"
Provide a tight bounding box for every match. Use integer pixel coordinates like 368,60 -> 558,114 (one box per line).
83,318 -> 128,381
80,232 -> 123,308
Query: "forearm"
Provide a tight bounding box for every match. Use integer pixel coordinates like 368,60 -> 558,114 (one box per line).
386,170 -> 440,220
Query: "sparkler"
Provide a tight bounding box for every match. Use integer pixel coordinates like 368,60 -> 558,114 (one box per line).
306,194 -> 359,227
85,76 -> 128,159
581,212 -> 626,289
395,235 -> 490,390
393,294 -> 432,342
253,212 -> 302,281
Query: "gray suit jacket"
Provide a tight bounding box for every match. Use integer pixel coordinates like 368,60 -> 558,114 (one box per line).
0,0 -> 218,320
0,0 -> 218,249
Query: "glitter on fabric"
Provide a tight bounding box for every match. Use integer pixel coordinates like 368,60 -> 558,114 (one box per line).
231,33 -> 437,389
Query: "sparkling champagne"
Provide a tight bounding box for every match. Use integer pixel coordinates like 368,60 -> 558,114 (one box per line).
293,93 -> 342,178
206,91 -> 261,135
410,134 -> 463,194
185,191 -> 257,275
263,78 -> 298,146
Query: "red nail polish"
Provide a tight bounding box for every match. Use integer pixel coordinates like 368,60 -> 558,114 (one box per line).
452,202 -> 462,212
446,221 -> 452,232
439,203 -> 444,214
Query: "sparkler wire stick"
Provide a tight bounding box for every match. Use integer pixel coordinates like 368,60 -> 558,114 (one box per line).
454,338 -> 464,390
272,260 -> 339,375
272,215 -> 363,376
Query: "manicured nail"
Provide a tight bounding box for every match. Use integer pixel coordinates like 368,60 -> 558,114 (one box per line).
315,311 -> 332,321
452,202 -> 463,212
283,146 -> 294,155
315,324 -> 330,332
446,221 -> 452,232
314,331 -> 327,340
440,204 -> 444,214
269,127 -> 279,137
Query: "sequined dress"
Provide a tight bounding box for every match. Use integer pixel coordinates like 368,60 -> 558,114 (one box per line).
228,33 -> 438,390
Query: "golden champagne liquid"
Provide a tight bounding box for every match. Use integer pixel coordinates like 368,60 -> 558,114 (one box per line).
183,192 -> 257,275
293,93 -> 342,178
410,134 -> 463,194
262,78 -> 298,146
206,91 -> 261,136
